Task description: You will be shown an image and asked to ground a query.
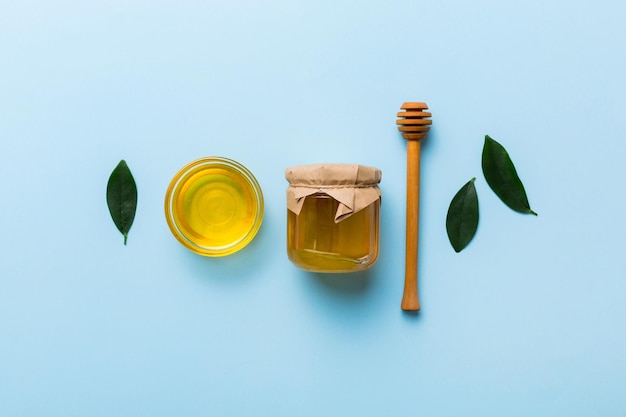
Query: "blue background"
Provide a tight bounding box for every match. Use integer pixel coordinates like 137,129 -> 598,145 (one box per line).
1,0 -> 625,415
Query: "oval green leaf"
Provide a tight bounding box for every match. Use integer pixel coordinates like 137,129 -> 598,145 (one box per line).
106,160 -> 137,245
482,135 -> 537,215
446,178 -> 479,253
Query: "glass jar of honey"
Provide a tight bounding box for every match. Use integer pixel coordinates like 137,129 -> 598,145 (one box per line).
285,164 -> 382,273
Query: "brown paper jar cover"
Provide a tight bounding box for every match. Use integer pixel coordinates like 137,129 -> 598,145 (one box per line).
285,163 -> 382,222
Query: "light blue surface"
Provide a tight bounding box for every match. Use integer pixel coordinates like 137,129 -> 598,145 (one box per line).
1,0 -> 625,415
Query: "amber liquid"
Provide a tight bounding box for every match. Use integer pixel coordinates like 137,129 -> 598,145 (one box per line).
172,166 -> 261,255
287,195 -> 379,272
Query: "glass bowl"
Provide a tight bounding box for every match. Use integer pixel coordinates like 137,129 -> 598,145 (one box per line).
164,157 -> 264,256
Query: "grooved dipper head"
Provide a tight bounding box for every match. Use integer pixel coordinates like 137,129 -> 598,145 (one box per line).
396,102 -> 432,140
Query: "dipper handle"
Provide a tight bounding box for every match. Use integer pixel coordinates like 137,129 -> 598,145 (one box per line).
396,102 -> 431,312
402,139 -> 421,311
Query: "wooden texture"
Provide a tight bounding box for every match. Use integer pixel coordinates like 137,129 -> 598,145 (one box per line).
402,139 -> 421,311
397,102 -> 431,312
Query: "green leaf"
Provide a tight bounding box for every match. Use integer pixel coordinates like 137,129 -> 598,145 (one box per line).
106,160 -> 137,245
482,135 -> 537,215
446,178 -> 479,252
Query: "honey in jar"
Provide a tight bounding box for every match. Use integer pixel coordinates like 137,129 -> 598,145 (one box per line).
285,164 -> 382,273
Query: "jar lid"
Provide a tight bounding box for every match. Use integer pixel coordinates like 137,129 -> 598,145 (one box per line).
285,163 -> 381,187
285,164 -> 382,222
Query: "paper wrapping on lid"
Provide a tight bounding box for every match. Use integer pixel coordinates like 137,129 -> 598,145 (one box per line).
285,164 -> 382,222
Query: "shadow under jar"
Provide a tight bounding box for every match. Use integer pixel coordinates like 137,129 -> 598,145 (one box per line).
285,164 -> 382,273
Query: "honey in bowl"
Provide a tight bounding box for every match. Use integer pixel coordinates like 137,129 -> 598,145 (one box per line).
165,157 -> 264,256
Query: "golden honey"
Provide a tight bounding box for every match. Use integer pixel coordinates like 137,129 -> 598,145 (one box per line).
165,157 -> 263,256
285,164 -> 382,273
287,195 -> 380,272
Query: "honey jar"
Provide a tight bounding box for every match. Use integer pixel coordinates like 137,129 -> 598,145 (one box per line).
285,164 -> 382,273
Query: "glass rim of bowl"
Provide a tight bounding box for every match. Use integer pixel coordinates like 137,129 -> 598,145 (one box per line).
164,156 -> 264,257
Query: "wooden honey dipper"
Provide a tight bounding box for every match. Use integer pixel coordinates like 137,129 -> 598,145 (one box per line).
396,102 -> 432,311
